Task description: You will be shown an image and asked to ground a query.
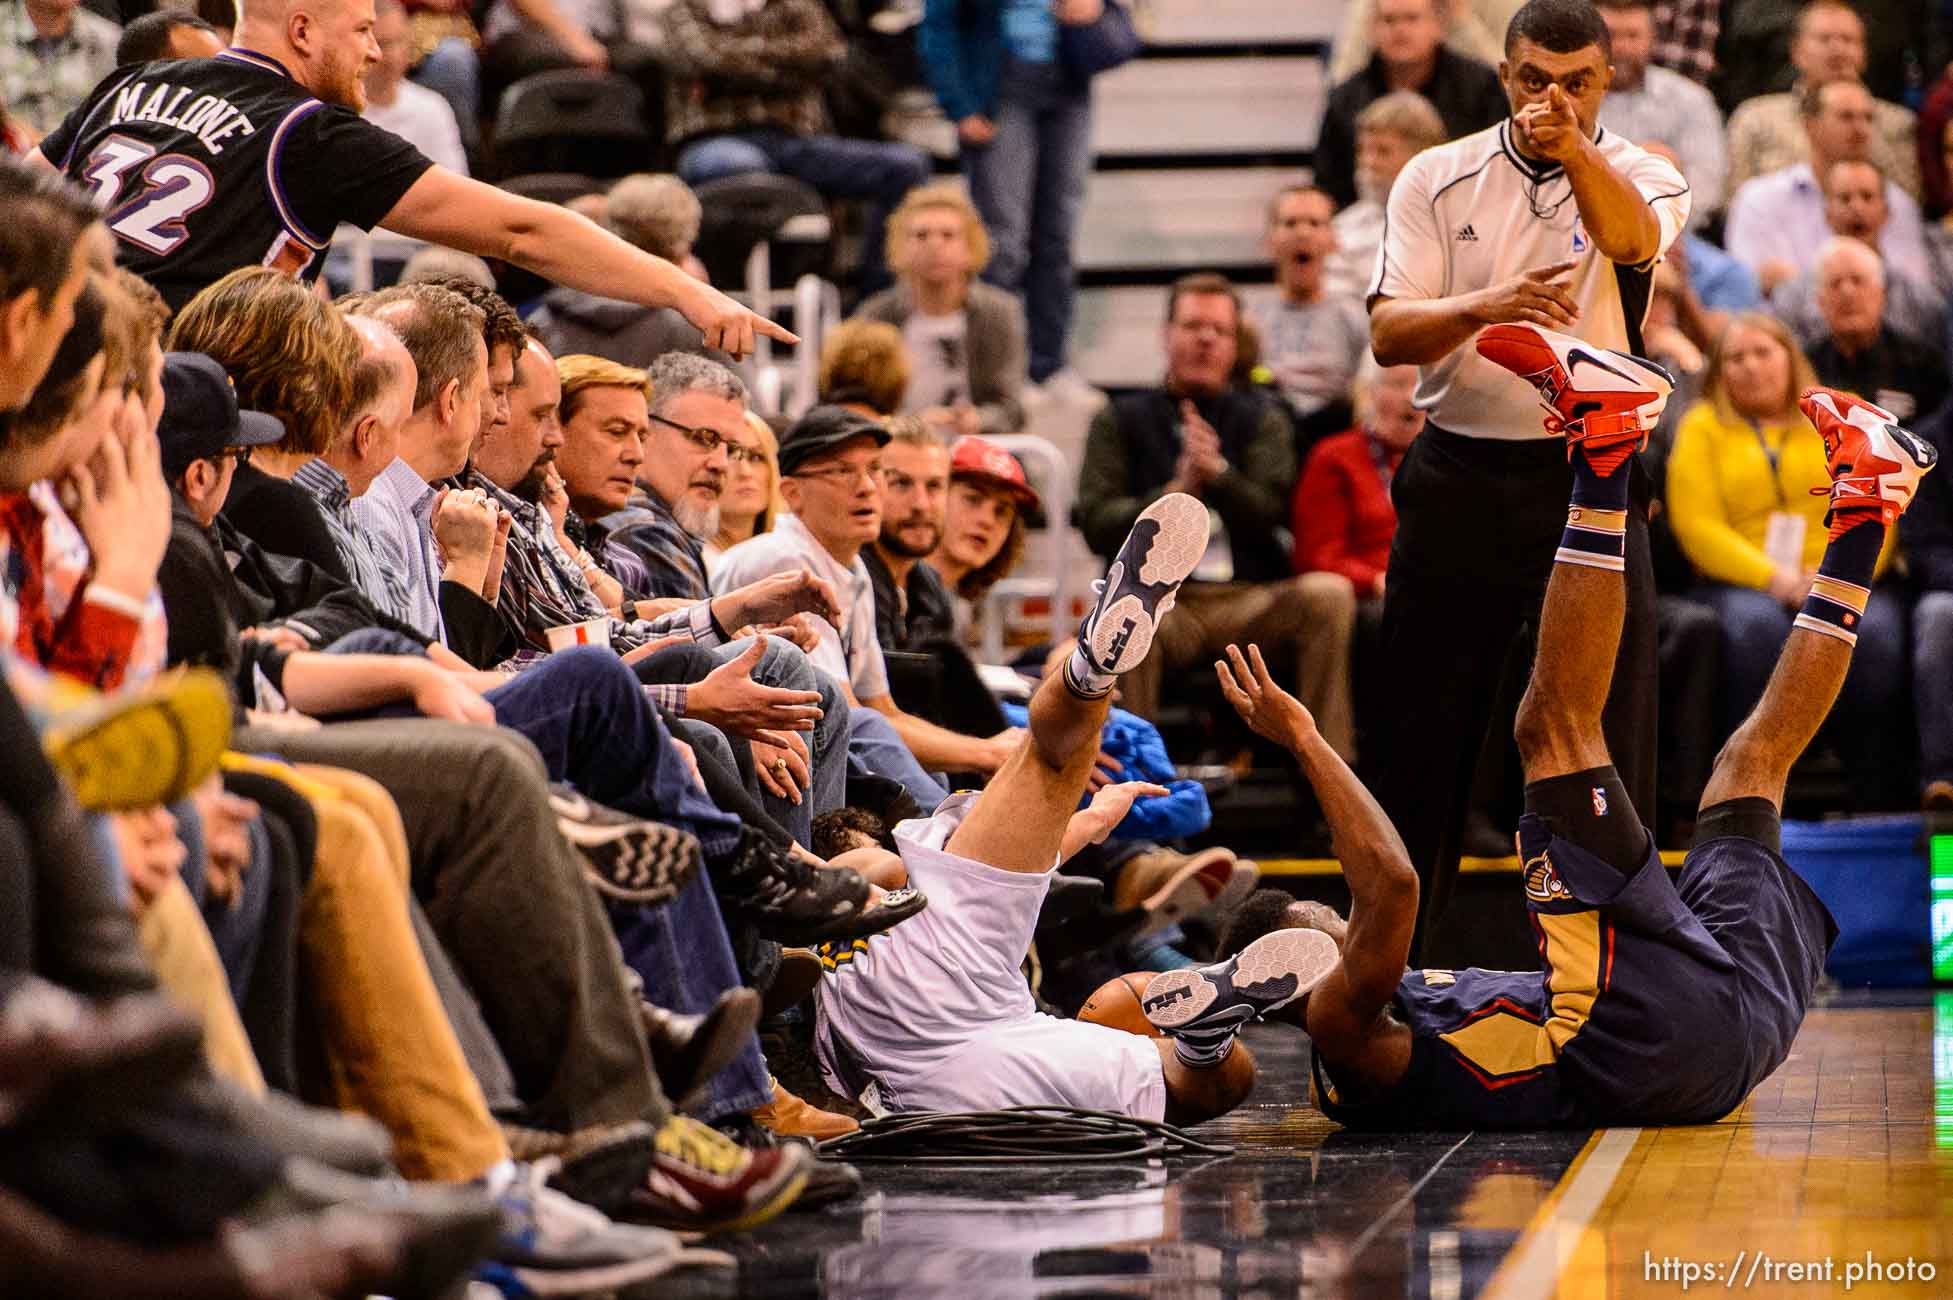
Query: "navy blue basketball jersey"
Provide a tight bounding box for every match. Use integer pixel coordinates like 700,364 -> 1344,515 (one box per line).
1310,812 -> 1824,1130
40,48 -> 433,312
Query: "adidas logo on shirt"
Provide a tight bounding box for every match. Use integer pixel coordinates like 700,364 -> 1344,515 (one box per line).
1455,224 -> 1479,242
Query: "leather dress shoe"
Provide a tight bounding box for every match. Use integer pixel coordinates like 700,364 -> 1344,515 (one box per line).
640,988 -> 761,1111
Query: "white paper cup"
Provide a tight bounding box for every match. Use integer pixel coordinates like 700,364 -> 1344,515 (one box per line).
546,618 -> 612,652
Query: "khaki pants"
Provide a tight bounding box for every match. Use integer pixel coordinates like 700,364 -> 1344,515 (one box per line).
223,755 -> 507,1184
1115,574 -> 1359,761
138,878 -> 265,1093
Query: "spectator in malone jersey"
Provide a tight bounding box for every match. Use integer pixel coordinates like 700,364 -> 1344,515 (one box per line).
35,0 -> 788,353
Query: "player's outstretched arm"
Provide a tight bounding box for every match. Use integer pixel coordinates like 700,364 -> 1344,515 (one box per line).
378,167 -> 799,360
1214,645 -> 1415,1049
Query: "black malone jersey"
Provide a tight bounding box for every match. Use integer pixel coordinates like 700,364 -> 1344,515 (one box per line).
41,47 -> 434,313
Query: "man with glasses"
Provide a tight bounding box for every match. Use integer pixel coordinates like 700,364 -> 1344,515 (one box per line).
716,406 -> 1028,810
591,352 -> 759,605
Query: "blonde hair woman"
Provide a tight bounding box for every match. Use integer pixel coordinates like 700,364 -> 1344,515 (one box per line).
1665,311 -> 1907,808
706,409 -> 785,573
852,181 -> 1027,436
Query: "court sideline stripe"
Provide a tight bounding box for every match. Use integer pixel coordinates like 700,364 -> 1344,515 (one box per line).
1480,1126 -> 1644,1300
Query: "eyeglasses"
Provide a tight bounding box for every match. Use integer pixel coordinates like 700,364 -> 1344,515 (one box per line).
218,446 -> 254,466
648,412 -> 766,465
792,460 -> 883,488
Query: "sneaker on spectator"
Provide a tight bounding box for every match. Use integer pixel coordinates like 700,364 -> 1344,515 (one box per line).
1112,847 -> 1257,938
632,1114 -> 811,1232
548,784 -> 701,904
486,1157 -> 728,1295
36,668 -> 231,813
502,1119 -> 655,1217
718,826 -> 928,945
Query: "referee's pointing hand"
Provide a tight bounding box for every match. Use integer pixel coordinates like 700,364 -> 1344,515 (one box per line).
1516,83 -> 1584,165
1472,260 -> 1581,330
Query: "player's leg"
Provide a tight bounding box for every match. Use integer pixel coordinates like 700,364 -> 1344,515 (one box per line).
944,494 -> 1210,875
1480,324 -> 1674,869
1700,390 -> 1937,815
1154,1036 -> 1257,1126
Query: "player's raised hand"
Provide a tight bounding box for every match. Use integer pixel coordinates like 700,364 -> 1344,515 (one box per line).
673,278 -> 799,361
1216,643 -> 1318,752
1470,260 -> 1580,330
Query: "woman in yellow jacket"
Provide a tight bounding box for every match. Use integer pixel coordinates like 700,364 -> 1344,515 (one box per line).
1666,313 -> 1909,808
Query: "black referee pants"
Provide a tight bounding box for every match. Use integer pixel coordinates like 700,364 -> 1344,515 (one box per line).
1369,425 -> 1657,966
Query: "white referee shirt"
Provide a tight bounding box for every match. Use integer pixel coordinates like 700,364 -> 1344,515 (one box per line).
1370,120 -> 1691,441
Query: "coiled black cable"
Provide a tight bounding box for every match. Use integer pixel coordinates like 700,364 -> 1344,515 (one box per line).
815,1106 -> 1235,1165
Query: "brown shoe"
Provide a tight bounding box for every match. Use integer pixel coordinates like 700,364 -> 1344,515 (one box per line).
751,1078 -> 858,1142
1111,847 -> 1253,937
762,948 -> 824,1019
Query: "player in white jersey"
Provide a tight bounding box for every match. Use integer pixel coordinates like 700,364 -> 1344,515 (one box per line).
1361,0 -> 1690,964
812,495 -> 1338,1120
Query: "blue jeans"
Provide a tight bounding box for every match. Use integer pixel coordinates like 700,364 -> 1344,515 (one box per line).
483,647 -> 769,1118
708,638 -> 849,846
846,707 -> 949,811
962,57 -> 1093,380
1694,582 -> 1910,809
1914,590 -> 1953,787
675,128 -> 931,289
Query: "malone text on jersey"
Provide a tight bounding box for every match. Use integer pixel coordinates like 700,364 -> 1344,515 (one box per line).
106,79 -> 255,155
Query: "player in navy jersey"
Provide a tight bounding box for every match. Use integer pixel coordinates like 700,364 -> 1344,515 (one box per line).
1137,323 -> 1937,1130
31,0 -> 789,355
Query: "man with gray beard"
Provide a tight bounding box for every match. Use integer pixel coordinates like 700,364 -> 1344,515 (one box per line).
589,351 -> 744,604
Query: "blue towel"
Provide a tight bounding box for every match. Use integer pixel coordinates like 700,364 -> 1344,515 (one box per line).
1001,702 -> 1211,841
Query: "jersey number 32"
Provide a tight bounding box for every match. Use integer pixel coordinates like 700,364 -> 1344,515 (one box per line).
81,135 -> 216,257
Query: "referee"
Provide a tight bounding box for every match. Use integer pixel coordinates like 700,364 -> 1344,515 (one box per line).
1366,0 -> 1689,962
30,0 -> 787,358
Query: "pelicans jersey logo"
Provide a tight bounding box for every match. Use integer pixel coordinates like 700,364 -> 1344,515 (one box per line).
1523,852 -> 1574,903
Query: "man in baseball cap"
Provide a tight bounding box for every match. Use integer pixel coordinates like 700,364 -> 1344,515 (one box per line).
156,352 -> 285,490
772,403 -> 891,477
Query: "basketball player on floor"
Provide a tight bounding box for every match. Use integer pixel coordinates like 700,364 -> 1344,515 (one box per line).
33,0 -> 786,353
1141,323 -> 1936,1127
812,494 -> 1271,1124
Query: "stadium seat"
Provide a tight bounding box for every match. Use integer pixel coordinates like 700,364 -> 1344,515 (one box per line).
692,174 -> 838,416
492,71 -> 651,178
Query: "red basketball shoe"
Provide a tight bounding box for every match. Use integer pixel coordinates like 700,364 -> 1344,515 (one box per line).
1476,322 -> 1674,475
1798,386 -> 1938,538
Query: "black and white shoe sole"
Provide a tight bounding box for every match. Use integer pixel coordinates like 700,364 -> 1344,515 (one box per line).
1081,493 -> 1210,677
1140,928 -> 1342,1035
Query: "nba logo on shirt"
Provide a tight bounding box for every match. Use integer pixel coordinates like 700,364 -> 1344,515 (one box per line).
1571,220 -> 1589,255
1591,786 -> 1608,816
